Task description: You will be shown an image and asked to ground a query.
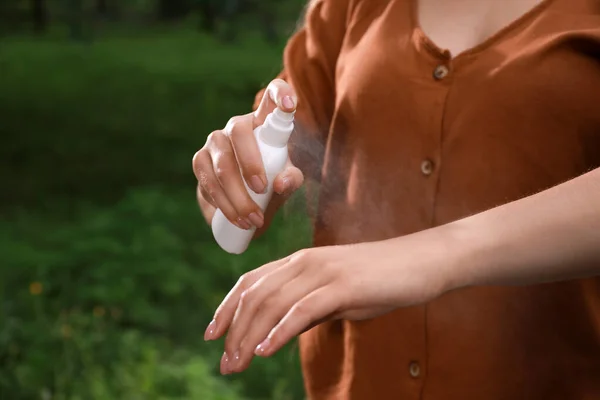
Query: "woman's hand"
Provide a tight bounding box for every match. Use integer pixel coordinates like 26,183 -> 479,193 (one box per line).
204,229 -> 460,375
192,79 -> 304,231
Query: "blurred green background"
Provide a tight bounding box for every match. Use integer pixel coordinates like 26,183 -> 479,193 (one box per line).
0,1 -> 313,399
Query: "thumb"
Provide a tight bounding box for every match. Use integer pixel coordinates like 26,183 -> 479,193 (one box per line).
273,164 -> 304,197
253,79 -> 297,128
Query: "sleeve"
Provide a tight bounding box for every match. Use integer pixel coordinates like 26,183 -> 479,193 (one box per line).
253,0 -> 352,182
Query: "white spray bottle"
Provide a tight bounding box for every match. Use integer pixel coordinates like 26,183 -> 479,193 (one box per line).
211,108 -> 294,254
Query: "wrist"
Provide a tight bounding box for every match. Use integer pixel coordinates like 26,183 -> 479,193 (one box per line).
435,218 -> 500,293
421,221 -> 491,297
383,223 -> 485,304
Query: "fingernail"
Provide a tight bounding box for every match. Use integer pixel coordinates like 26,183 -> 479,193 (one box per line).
279,176 -> 291,195
204,319 -> 217,341
236,217 -> 251,230
255,338 -> 271,356
282,95 -> 295,109
249,175 -> 266,194
232,350 -> 240,370
221,352 -> 230,375
248,212 -> 264,228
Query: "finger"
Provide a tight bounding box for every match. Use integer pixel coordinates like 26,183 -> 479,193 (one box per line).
224,115 -> 266,195
230,276 -> 329,374
197,183 -> 216,208
220,352 -> 229,376
255,287 -> 340,358
298,315 -> 336,335
192,147 -> 209,182
273,164 -> 304,196
205,256 -> 289,342
196,184 -> 216,226
208,131 -> 262,228
224,262 -> 311,373
253,79 -> 297,128
193,146 -> 246,229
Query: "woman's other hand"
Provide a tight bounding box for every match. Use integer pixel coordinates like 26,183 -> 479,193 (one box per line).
205,228 -> 461,375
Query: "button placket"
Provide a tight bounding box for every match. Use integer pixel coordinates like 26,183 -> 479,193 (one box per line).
423,61 -> 447,179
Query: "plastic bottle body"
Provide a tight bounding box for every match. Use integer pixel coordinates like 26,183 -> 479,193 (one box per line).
211,111 -> 292,254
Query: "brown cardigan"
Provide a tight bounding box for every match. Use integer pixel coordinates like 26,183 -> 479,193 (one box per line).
255,0 -> 600,398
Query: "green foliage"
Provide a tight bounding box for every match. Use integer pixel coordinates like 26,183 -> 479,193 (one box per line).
0,30 -> 311,399
0,0 -> 307,41
0,30 -> 283,207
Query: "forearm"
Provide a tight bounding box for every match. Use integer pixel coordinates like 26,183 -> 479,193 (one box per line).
444,168 -> 600,291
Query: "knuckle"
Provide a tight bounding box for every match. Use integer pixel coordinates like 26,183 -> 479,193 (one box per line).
224,116 -> 243,136
292,299 -> 312,319
291,249 -> 313,264
208,130 -> 229,149
238,288 -> 258,311
236,273 -> 252,290
236,274 -> 247,288
213,158 -> 235,181
206,130 -> 219,145
214,168 -> 232,184
231,117 -> 252,138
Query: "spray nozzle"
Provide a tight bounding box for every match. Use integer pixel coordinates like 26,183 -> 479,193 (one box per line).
258,108 -> 295,148
273,107 -> 295,122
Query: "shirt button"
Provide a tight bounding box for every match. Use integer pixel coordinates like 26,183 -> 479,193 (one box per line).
409,361 -> 421,378
433,64 -> 449,80
421,159 -> 434,176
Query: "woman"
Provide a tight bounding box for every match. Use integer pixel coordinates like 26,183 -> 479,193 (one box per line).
193,0 -> 600,398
